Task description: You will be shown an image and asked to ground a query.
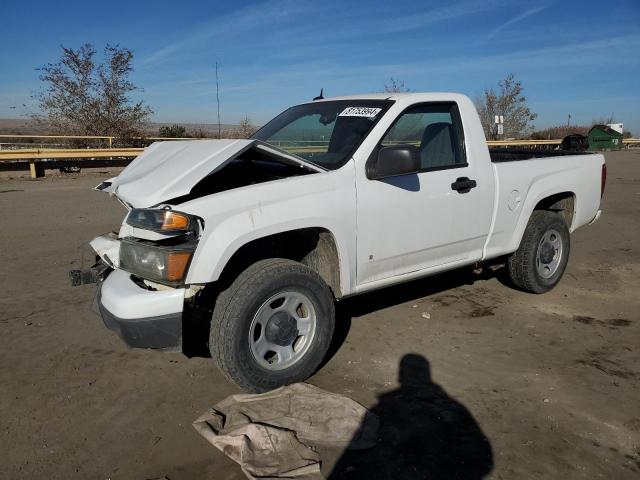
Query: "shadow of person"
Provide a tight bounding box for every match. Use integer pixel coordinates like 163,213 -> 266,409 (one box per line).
329,354 -> 493,479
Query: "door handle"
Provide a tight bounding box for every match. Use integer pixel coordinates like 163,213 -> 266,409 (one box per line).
451,177 -> 477,193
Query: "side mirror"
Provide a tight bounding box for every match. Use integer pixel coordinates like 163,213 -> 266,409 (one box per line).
367,145 -> 421,180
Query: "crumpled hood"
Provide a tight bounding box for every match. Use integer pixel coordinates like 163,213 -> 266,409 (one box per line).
110,139 -> 323,207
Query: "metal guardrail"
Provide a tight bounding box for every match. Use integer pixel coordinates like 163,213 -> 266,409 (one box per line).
0,148 -> 143,178
0,148 -> 143,160
1,134 -> 637,144
0,134 -> 116,140
489,139 -> 561,146
1,138 -> 638,178
0,134 -> 200,146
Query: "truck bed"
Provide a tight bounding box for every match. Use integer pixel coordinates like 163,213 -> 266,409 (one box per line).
490,148 -> 590,162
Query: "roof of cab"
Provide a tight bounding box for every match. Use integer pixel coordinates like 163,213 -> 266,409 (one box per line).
310,92 -> 470,104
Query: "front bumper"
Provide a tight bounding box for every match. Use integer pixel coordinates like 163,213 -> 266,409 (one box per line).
96,269 -> 186,350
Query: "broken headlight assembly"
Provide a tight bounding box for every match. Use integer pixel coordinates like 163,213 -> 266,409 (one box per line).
126,208 -> 200,236
118,239 -> 196,287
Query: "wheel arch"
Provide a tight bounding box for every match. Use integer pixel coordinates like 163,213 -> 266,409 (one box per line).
214,227 -> 343,298
509,190 -> 576,255
533,191 -> 576,230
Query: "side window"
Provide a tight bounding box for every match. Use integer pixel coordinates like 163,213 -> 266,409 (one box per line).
381,103 -> 467,170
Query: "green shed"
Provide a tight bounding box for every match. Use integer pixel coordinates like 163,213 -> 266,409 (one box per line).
588,124 -> 623,151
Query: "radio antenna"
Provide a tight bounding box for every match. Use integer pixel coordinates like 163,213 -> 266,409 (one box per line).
215,61 -> 221,138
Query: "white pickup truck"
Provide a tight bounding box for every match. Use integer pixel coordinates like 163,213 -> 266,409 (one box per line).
74,93 -> 606,392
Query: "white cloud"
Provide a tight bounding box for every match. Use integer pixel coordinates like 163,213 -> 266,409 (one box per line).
141,0 -> 314,66
486,4 -> 549,40
141,0 -> 509,67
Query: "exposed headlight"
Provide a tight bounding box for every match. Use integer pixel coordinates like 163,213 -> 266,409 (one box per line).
126,208 -> 198,235
119,239 -> 195,286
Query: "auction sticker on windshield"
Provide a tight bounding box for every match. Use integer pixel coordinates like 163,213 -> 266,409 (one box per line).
339,107 -> 382,118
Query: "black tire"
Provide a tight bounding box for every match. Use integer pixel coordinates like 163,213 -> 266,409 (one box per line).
209,258 -> 335,392
507,210 -> 570,294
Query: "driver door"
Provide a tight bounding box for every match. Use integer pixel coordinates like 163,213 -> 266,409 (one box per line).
355,102 -> 494,285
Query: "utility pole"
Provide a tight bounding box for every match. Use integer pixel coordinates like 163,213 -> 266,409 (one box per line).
215,61 -> 221,138
567,114 -> 571,128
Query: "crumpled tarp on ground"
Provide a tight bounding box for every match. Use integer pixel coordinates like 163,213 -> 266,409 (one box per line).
193,383 -> 378,479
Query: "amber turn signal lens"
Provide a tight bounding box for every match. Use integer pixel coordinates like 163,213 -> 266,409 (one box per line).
162,211 -> 190,231
166,251 -> 193,282
126,208 -> 196,233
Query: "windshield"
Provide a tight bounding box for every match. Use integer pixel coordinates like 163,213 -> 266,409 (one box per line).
252,100 -> 393,170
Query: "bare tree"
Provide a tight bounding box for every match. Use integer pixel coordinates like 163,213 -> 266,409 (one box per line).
32,44 -> 152,144
230,116 -> 257,139
189,128 -> 210,138
475,74 -> 537,139
383,77 -> 410,93
592,115 -> 617,126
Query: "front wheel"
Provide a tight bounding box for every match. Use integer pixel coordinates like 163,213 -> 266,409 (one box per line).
507,210 -> 570,294
209,258 -> 335,392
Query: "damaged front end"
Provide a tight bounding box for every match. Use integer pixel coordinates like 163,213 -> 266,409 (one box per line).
69,232 -> 119,286
69,259 -> 111,287
70,139 -> 325,351
106,139 -> 323,208
71,210 -> 201,351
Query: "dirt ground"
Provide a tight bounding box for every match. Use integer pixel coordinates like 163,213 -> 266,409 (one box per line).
1,151 -> 639,479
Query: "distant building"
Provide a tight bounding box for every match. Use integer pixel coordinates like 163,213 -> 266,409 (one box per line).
588,125 -> 623,151
607,123 -> 623,134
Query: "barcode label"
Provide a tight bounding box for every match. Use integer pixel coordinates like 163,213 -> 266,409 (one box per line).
338,107 -> 382,118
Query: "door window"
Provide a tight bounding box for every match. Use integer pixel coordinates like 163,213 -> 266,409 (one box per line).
381,103 -> 467,170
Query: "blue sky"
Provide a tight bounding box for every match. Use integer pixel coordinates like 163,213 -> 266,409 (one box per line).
1,0 -> 639,132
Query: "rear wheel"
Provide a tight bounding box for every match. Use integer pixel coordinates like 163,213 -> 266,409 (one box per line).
507,210 -> 570,294
209,258 -> 335,392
